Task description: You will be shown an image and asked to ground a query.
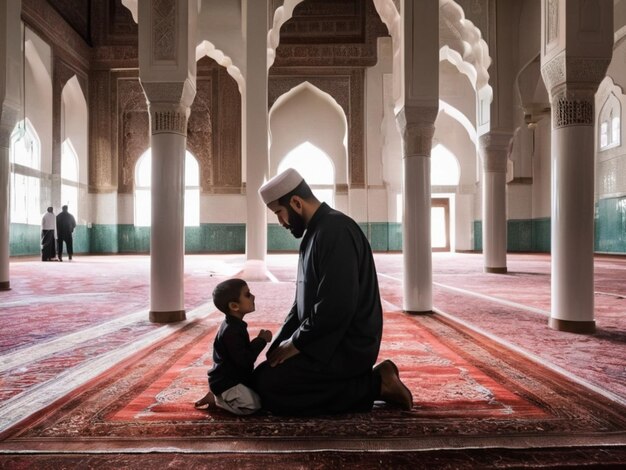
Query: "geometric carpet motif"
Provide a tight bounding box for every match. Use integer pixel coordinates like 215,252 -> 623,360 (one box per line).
2,307 -> 624,448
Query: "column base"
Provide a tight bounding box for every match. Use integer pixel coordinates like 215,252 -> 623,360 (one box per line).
234,260 -> 276,282
149,310 -> 186,323
549,317 -> 596,334
485,267 -> 507,274
0,281 -> 10,291
404,310 -> 433,315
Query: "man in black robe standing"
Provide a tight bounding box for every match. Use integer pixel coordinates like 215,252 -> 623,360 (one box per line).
56,205 -> 76,261
254,168 -> 412,415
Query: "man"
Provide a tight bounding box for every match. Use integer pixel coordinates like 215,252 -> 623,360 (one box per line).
254,168 -> 412,415
56,205 -> 76,261
41,207 -> 57,261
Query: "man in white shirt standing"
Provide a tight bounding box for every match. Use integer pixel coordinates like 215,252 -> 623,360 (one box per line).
41,207 -> 57,261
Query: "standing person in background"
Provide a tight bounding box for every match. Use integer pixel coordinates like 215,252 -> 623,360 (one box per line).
56,205 -> 76,262
41,207 -> 57,262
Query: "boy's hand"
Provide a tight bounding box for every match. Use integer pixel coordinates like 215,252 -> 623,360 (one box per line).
258,329 -> 273,343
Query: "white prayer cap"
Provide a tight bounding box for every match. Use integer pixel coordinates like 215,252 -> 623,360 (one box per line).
259,168 -> 304,205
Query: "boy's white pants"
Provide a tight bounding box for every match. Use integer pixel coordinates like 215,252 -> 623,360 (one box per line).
215,383 -> 262,415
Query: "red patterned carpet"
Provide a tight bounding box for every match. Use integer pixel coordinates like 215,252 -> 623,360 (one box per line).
1,253 -> 625,468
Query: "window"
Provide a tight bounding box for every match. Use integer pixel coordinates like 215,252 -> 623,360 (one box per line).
134,149 -> 200,227
612,115 -> 620,146
431,144 -> 461,186
599,93 -> 621,150
10,120 -> 41,224
600,122 -> 609,148
61,140 -> 79,219
278,142 -> 335,207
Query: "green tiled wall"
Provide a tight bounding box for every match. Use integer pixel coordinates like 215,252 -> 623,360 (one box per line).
473,218 -> 551,253
268,224 -> 300,251
9,223 -> 40,256
20,211 -> 626,256
595,196 -> 626,253
196,224 -> 245,252
10,223 -> 91,256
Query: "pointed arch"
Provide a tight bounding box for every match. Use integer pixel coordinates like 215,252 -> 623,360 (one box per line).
61,75 -> 88,185
269,82 -> 348,188
278,142 -> 335,206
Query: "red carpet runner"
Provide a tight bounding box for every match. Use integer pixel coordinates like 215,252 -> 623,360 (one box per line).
1,280 -> 625,467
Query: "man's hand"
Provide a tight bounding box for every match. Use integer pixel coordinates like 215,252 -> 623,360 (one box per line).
257,329 -> 273,343
267,338 -> 299,367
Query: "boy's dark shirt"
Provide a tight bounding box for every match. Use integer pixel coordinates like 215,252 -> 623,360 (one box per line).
208,315 -> 267,395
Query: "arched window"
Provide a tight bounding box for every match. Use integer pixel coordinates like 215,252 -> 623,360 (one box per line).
61,139 -> 79,219
599,93 -> 621,150
134,149 -> 200,227
10,119 -> 41,224
278,142 -> 335,206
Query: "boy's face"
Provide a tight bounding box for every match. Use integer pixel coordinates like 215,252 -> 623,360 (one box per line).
235,284 -> 255,315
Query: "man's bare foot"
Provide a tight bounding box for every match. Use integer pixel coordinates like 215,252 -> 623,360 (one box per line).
194,391 -> 216,409
375,359 -> 413,410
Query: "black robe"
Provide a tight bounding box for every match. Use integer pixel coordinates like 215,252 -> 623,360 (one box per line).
208,315 -> 267,395
254,203 -> 383,415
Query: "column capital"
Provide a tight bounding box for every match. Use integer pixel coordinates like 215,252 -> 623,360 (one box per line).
479,130 -> 513,172
396,104 -> 438,158
550,88 -> 595,129
140,81 -> 195,136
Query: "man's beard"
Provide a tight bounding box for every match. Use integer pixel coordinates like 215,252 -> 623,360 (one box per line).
286,205 -> 306,239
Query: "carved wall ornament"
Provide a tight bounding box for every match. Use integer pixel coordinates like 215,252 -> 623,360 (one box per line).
542,54 -> 611,96
541,53 -> 566,92
552,91 -> 594,128
565,57 -> 612,86
546,0 -> 559,45
152,0 -> 176,62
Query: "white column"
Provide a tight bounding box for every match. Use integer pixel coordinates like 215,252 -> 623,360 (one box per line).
396,0 -> 438,313
479,132 -> 512,273
0,0 -> 22,291
0,123 -> 13,291
138,0 -> 197,323
148,105 -> 188,321
240,0 -> 271,280
397,112 -> 435,312
549,89 -> 597,333
540,0 -> 612,333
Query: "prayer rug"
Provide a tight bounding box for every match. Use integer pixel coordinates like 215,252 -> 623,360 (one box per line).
1,292 -> 624,455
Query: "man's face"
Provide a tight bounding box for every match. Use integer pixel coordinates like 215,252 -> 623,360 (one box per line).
268,199 -> 306,239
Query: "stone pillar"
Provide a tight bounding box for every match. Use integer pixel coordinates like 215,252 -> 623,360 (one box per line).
540,0 -> 612,333
396,0 -> 438,313
479,131 -> 512,273
0,0 -> 22,291
397,106 -> 437,313
138,0 -> 198,323
241,0 -> 271,280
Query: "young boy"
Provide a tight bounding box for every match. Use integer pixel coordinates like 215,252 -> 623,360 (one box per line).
195,278 -> 272,415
